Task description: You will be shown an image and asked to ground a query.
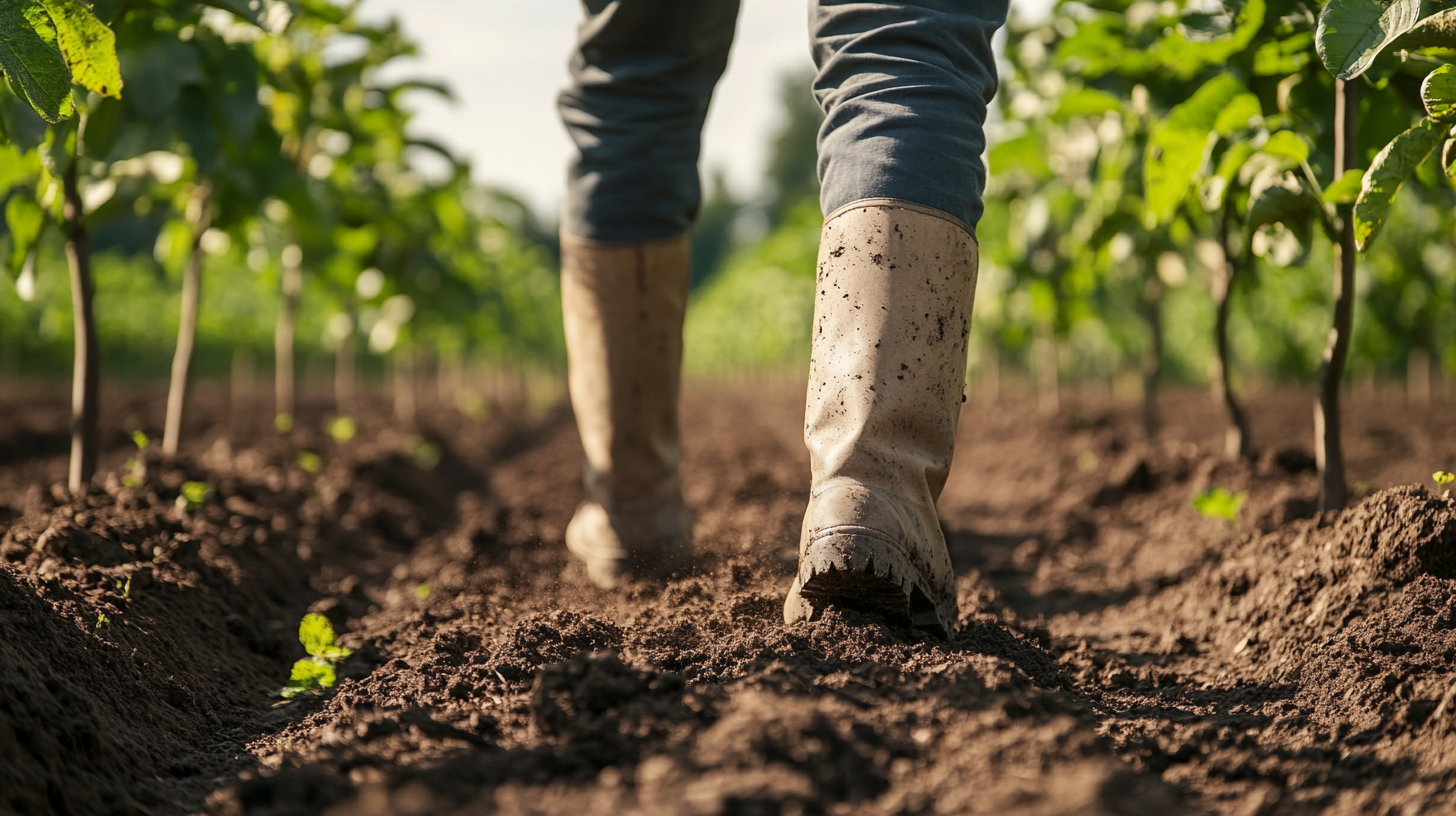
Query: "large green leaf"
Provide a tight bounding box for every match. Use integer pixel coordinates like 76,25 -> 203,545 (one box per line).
1316,0 -> 1421,80
1145,74 -> 1249,224
1387,8 -> 1456,52
1214,93 -> 1261,136
1260,131 -> 1311,164
5,193 -> 45,275
1353,117 -> 1446,250
0,142 -> 40,194
1421,63 -> 1456,121
0,1 -> 73,123
38,0 -> 119,98
1322,168 -> 1365,204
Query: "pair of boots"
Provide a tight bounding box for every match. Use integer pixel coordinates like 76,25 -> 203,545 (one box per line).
561,201 -> 977,637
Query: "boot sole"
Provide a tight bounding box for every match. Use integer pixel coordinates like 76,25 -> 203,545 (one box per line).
791,529 -> 954,638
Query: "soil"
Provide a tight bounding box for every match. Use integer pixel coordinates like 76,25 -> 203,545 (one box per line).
2,382 -> 1455,816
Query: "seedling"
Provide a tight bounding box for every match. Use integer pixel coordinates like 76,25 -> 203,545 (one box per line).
1435,471 -> 1454,498
415,583 -> 431,600
176,481 -> 211,511
275,413 -> 294,433
122,432 -> 150,488
115,578 -> 131,599
326,416 -> 357,444
410,438 -> 441,471
1193,487 -> 1246,524
295,451 -> 322,473
282,613 -> 352,698
95,613 -> 111,631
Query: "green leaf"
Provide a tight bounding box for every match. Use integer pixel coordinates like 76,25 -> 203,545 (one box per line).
1421,64 -> 1456,121
5,193 -> 45,275
1354,117 -> 1446,250
1322,168 -> 1366,204
1202,141 -> 1256,211
1145,74 -> 1249,224
1443,139 -> 1456,176
0,0 -> 73,123
298,612 -> 351,660
1214,93 -> 1262,136
37,0 -> 119,98
1053,87 -> 1122,121
1246,177 -> 1318,231
1388,8 -> 1456,52
282,658 -> 335,697
1316,0 -> 1421,80
0,142 -> 41,195
1260,131 -> 1311,164
1192,487 -> 1246,523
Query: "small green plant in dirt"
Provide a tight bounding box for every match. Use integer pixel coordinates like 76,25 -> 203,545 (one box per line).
122,433 -> 149,489
295,451 -> 322,474
415,583 -> 431,600
275,413 -> 294,434
409,437 -> 441,471
175,482 -> 211,511
95,613 -> 111,632
282,613 -> 352,698
1435,471 -> 1454,498
114,577 -> 130,600
326,417 -> 357,444
1193,487 -> 1247,524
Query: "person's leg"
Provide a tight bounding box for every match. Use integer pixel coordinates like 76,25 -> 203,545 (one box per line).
785,0 -> 1007,636
557,0 -> 740,588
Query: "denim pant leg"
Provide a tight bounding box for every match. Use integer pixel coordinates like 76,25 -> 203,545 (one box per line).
560,0 -> 741,243
811,0 -> 1008,231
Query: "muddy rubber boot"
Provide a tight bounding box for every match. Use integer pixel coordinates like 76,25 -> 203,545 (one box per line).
560,231 -> 694,589
783,199 -> 978,638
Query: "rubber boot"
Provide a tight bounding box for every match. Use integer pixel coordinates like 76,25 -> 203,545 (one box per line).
560,231 -> 694,588
783,199 -> 978,638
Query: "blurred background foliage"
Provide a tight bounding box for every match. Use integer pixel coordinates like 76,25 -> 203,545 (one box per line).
1,0 -> 1454,397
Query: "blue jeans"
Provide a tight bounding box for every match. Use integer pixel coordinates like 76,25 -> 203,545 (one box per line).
559,0 -> 1007,242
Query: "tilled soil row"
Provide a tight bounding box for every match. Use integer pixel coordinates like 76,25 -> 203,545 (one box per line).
2,386 -> 1455,815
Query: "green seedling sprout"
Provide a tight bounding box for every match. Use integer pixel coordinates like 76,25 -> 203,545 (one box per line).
115,578 -> 131,599
326,416 -> 357,444
415,583 -> 431,600
176,481 -> 211,511
1193,487 -> 1247,524
295,451 -> 322,473
1435,471 -> 1454,499
95,613 -> 111,631
411,438 -> 441,471
275,413 -> 294,433
122,431 -> 151,488
282,613 -> 353,698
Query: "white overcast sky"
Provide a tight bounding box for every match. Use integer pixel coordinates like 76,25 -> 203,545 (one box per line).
359,0 -> 815,221
358,1 -> 1052,223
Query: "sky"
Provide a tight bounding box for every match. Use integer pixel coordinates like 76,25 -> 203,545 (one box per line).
360,1 -> 815,221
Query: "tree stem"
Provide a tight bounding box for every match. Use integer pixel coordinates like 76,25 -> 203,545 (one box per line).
1215,211 -> 1252,459
64,161 -> 99,492
1317,78 -> 1359,512
1141,278 -> 1163,442
276,251 -> 301,430
162,183 -> 212,456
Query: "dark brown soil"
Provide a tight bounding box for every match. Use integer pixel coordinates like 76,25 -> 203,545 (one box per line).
2,383 -> 1455,816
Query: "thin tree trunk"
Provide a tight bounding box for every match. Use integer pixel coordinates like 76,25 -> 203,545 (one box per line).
1034,329 -> 1059,414
1215,212 -> 1253,459
1141,278 -> 1163,442
394,343 -> 416,425
334,306 -> 356,415
64,162 -> 99,492
163,184 -> 212,456
1317,79 -> 1358,512
230,346 -> 255,433
275,255 -> 301,431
